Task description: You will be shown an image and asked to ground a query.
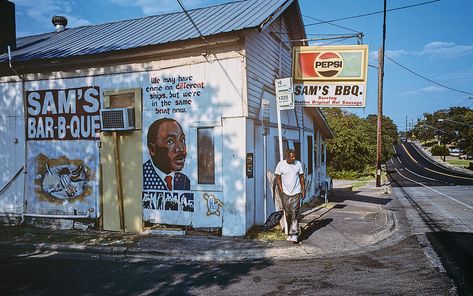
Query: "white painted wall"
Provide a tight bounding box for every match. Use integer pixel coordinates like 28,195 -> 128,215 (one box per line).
245,16 -> 331,226
222,117 -> 247,236
0,80 -> 25,216
0,52 -> 252,235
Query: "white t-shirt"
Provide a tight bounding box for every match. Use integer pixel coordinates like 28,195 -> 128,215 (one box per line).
275,160 -> 304,196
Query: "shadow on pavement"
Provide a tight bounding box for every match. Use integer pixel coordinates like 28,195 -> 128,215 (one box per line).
299,218 -> 333,242
427,232 -> 473,296
330,189 -> 392,206
0,251 -> 273,295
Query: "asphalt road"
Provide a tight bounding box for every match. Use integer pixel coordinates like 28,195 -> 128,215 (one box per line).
390,141 -> 473,187
388,141 -> 473,295
0,236 -> 454,296
1,141 -> 470,295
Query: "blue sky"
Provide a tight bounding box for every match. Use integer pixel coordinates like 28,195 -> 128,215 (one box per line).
11,0 -> 473,130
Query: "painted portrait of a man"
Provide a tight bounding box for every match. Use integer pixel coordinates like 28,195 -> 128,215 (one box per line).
143,118 -> 191,191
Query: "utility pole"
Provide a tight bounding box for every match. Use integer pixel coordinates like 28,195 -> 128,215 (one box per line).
376,0 -> 387,188
405,115 -> 408,138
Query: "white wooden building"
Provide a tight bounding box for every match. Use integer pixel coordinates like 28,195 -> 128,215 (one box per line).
0,0 -> 332,236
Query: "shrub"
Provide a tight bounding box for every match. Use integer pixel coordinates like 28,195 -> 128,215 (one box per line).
431,144 -> 449,156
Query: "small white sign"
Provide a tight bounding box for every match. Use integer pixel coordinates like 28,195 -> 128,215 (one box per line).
262,99 -> 270,134
275,78 -> 294,110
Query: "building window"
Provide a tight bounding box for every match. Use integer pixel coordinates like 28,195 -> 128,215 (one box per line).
293,141 -> 301,162
314,139 -> 318,168
197,127 -> 215,184
322,142 -> 326,163
274,138 -> 289,164
307,136 -> 313,175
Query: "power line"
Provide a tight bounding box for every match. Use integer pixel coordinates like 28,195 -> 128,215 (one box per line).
385,55 -> 473,96
177,0 -> 208,44
305,0 -> 440,27
302,14 -> 361,33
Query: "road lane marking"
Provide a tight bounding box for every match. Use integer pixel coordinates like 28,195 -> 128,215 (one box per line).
411,142 -> 472,175
404,167 -> 440,182
410,142 -> 442,168
393,145 -> 402,164
395,168 -> 473,210
408,142 -> 473,181
401,143 -> 418,164
424,167 -> 473,181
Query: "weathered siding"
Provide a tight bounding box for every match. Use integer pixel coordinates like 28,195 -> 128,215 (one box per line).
0,81 -> 25,218
245,17 -> 295,120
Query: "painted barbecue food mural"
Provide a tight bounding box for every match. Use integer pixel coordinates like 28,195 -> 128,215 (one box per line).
25,86 -> 100,216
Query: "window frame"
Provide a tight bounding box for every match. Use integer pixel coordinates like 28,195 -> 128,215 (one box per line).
190,121 -> 222,191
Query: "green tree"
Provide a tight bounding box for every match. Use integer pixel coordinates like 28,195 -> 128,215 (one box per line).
324,109 -> 373,173
364,114 -> 398,163
414,107 -> 473,153
323,109 -> 398,175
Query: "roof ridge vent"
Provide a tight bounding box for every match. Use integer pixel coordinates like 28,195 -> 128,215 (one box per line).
52,15 -> 68,32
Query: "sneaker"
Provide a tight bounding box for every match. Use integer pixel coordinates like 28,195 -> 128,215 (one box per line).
286,235 -> 298,243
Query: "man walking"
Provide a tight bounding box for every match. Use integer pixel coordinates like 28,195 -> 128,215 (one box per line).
275,149 -> 305,243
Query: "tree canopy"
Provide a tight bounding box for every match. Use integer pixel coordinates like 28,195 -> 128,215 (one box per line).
412,107 -> 473,153
323,109 -> 398,175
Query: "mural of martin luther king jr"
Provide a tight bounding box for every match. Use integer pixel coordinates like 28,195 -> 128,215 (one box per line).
143,118 -> 191,191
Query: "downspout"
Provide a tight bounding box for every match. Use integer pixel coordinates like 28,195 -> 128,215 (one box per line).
8,45 -> 27,224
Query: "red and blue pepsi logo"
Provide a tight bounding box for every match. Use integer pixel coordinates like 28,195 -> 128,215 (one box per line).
298,51 -> 344,78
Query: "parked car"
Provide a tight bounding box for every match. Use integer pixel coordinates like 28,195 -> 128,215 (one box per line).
459,153 -> 473,160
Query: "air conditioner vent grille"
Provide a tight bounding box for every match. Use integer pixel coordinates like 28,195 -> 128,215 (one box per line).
100,108 -> 135,131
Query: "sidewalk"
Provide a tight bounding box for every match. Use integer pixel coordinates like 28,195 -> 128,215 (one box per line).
0,180 -> 401,262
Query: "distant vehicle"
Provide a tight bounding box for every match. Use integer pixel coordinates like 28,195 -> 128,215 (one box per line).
459,153 -> 473,160
449,147 -> 461,156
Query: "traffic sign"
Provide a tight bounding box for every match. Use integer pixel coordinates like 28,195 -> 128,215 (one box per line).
275,78 -> 294,110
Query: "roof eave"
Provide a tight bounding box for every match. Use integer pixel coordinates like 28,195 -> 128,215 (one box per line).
0,32 -> 242,77
308,108 -> 334,139
258,0 -> 295,32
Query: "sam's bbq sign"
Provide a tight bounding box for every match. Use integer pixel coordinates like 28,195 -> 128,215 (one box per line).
26,86 -> 101,140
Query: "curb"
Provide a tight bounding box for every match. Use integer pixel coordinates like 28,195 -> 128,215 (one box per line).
0,187 -> 401,262
0,206 -> 399,262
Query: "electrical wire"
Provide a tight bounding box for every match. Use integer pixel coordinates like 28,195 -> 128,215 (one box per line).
305,0 -> 440,27
385,55 -> 473,96
177,0 -> 209,44
302,14 -> 361,33
316,36 -> 359,46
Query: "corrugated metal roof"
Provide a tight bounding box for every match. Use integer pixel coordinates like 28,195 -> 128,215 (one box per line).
1,0 -> 293,63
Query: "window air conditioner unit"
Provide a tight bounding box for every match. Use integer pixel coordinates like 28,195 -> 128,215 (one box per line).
100,107 -> 135,131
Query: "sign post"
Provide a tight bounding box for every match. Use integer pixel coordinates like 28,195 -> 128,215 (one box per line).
275,78 -> 294,162
261,98 -> 270,219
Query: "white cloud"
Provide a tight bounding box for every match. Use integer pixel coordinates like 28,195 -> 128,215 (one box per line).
13,0 -> 91,33
372,49 -> 409,60
438,67 -> 473,83
402,85 -> 446,95
372,41 -> 473,61
109,0 -> 209,15
419,41 -> 473,57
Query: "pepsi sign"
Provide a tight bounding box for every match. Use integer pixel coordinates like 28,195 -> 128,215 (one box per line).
293,45 -> 368,82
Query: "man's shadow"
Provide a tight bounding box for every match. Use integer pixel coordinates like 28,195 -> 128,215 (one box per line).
299,218 -> 333,241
